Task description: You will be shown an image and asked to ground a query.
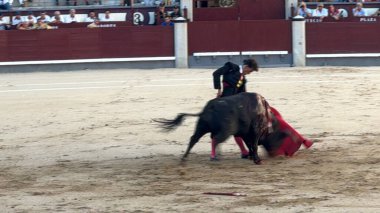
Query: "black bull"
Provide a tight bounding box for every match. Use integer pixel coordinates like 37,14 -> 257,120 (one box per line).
154,92 -> 285,164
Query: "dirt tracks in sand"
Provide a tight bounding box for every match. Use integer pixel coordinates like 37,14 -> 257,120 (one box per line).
1,133 -> 379,212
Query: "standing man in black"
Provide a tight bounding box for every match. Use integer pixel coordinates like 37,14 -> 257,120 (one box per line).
211,58 -> 259,159
213,58 -> 258,98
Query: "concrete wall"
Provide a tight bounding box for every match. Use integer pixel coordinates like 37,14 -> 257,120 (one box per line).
189,54 -> 292,68
0,60 -> 175,73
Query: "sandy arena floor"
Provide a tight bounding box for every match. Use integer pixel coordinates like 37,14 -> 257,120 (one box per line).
0,67 -> 379,212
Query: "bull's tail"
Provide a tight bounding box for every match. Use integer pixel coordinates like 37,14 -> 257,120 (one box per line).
152,113 -> 200,132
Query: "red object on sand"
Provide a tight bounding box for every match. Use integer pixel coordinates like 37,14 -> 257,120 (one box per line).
203,192 -> 247,196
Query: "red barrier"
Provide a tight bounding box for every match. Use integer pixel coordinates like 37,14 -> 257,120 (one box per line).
239,0 -> 285,20
239,20 -> 291,52
193,7 -> 239,21
188,20 -> 292,54
306,22 -> 380,54
0,26 -> 174,62
188,21 -> 240,53
193,0 -> 285,21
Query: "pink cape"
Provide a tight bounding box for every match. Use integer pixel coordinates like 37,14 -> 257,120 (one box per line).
267,107 -> 312,157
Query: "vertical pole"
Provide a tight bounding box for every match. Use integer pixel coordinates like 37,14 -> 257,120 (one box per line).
292,15 -> 306,67
181,0 -> 193,21
285,0 -> 298,20
174,18 -> 188,68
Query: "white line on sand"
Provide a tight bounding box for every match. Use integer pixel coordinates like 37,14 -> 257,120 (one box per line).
0,79 -> 379,93
1,73 -> 380,88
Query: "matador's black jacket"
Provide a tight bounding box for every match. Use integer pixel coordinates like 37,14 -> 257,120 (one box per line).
213,62 -> 247,97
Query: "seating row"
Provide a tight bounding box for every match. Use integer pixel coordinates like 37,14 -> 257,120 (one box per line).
307,8 -> 379,17
1,12 -> 127,24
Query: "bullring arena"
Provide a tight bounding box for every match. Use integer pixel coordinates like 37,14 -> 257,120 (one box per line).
0,66 -> 379,212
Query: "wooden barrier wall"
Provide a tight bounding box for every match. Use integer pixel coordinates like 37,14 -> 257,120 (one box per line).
0,26 -> 174,62
4,20 -> 380,63
188,20 -> 292,54
306,22 -> 380,54
239,0 -> 285,20
193,0 -> 285,21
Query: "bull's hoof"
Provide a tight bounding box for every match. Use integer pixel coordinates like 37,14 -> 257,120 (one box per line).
210,156 -> 219,161
254,159 -> 262,165
181,157 -> 187,162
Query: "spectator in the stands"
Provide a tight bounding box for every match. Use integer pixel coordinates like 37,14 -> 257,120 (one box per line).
87,19 -> 101,28
170,5 -> 182,19
67,0 -> 89,6
297,1 -> 312,18
17,21 -> 32,30
67,0 -> 74,6
352,3 -> 367,17
85,11 -> 97,22
25,11 -> 37,25
121,0 -> 128,6
156,2 -> 167,23
18,0 -> 25,7
329,4 -> 341,20
100,11 -> 113,22
33,18 -> 52,30
164,0 -> 173,6
50,11 -> 63,24
92,0 -> 102,5
161,16 -> 174,26
312,3 -> 328,18
37,11 -> 51,23
65,9 -> 81,23
0,0 -> 11,10
143,0 -> 154,6
0,13 -> 11,30
12,12 -> 23,26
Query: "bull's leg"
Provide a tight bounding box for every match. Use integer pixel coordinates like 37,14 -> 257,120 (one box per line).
242,135 -> 261,165
182,135 -> 200,160
252,139 -> 261,164
243,139 -> 254,159
182,125 -> 209,160
241,136 -> 254,160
